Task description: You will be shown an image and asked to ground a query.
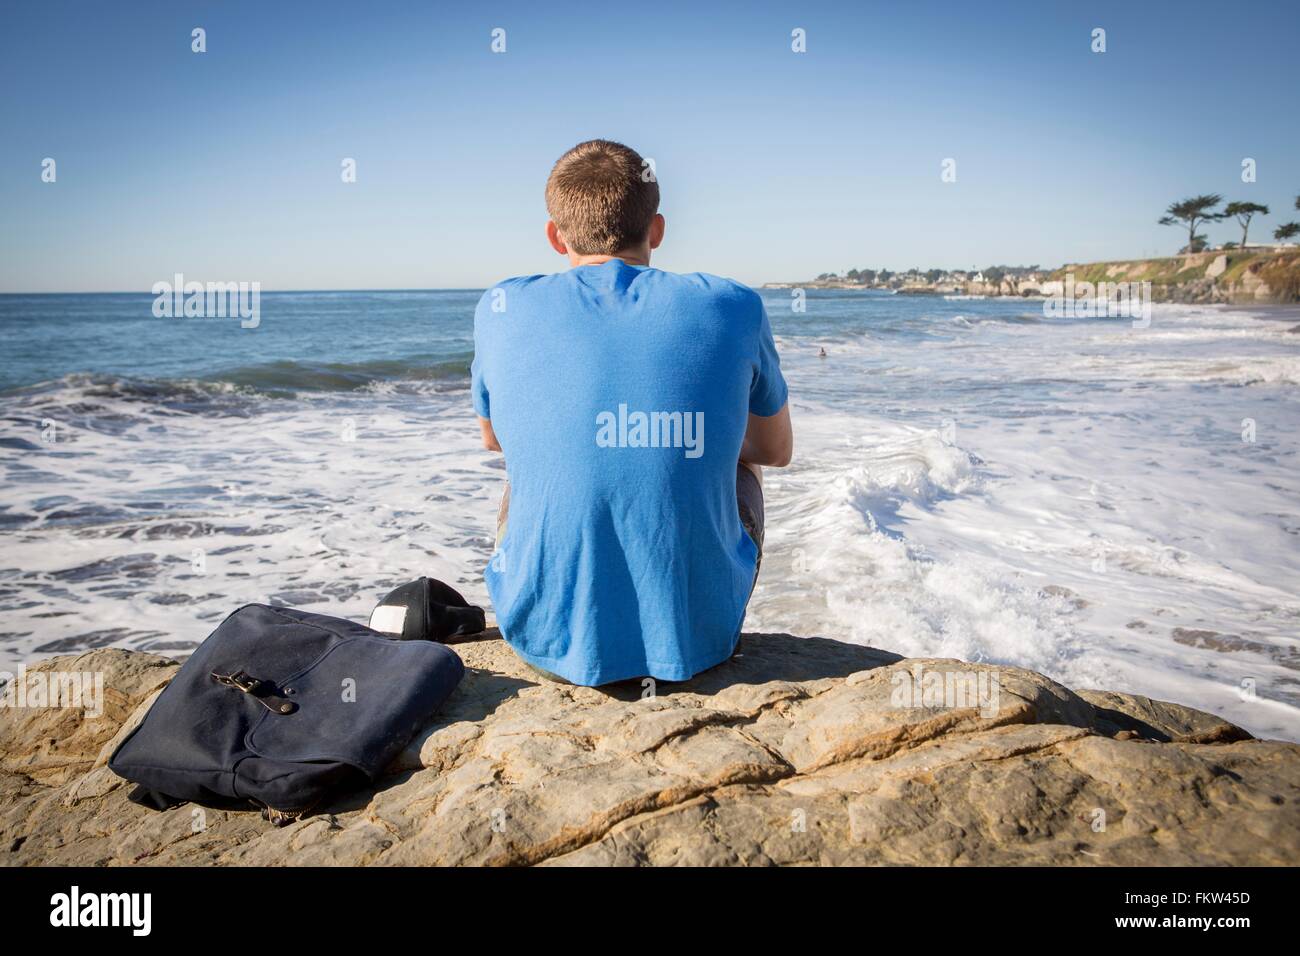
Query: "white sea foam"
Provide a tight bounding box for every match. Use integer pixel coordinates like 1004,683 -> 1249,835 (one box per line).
1,299 -> 1297,740
752,301 -> 1300,739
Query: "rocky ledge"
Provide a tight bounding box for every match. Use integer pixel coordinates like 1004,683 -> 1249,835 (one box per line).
2,633 -> 1297,866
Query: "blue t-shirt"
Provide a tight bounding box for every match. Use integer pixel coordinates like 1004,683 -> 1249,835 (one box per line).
471,260 -> 787,685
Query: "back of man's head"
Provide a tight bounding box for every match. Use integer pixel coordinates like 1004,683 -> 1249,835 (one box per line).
545,140 -> 659,256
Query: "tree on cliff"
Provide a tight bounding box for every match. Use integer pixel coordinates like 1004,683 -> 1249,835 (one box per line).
1159,195 -> 1224,254
1224,201 -> 1269,248
1274,223 -> 1299,243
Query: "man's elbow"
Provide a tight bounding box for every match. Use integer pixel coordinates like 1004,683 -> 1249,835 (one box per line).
767,426 -> 794,467
749,436 -> 793,468
478,416 -> 502,452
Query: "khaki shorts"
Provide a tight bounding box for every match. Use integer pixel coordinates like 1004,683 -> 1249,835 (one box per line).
495,462 -> 765,685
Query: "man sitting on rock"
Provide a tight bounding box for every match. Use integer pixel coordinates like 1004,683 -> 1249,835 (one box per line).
471,139 -> 793,686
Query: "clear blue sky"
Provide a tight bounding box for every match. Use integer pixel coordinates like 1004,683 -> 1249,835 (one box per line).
2,0 -> 1297,291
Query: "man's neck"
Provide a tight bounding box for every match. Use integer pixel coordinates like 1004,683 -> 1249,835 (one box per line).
568,249 -> 651,268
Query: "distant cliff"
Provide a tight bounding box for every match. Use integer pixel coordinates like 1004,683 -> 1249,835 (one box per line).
1049,249 -> 1300,304
768,249 -> 1300,303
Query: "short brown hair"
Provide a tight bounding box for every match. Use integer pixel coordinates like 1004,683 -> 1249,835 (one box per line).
545,140 -> 659,256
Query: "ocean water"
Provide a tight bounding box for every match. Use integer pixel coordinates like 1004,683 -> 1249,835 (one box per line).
1,289 -> 1298,740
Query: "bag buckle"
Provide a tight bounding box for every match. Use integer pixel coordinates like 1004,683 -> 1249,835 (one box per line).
211,669 -> 299,715
213,669 -> 262,692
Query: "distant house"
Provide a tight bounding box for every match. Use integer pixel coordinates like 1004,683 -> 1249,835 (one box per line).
971,271 -> 986,283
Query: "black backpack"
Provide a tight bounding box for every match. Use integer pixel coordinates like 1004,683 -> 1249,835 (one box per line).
109,603 -> 465,824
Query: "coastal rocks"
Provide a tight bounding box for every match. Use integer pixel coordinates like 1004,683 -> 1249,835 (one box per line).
1074,689 -> 1252,745
1236,267 -> 1274,301
1052,250 -> 1299,304
0,649 -> 177,786
2,634 -> 1297,866
775,251 -> 1299,303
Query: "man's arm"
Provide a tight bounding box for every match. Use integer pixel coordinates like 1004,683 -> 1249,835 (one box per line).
478,416 -> 501,452
740,402 -> 792,468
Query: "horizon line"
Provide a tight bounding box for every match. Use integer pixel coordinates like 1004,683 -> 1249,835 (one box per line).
6,246 -> 1296,297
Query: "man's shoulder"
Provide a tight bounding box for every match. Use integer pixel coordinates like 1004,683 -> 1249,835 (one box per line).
477,268 -> 763,318
650,269 -> 757,296
644,270 -> 763,313
477,272 -> 548,299
473,274 -> 554,323
492,272 -> 551,289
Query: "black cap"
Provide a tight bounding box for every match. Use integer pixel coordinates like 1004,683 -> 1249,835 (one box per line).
368,577 -> 486,643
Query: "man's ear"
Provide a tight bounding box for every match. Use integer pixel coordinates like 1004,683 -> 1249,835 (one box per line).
647,213 -> 665,251
545,220 -> 568,255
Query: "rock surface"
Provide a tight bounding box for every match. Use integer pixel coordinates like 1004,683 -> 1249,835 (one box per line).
2,633 -> 1297,866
